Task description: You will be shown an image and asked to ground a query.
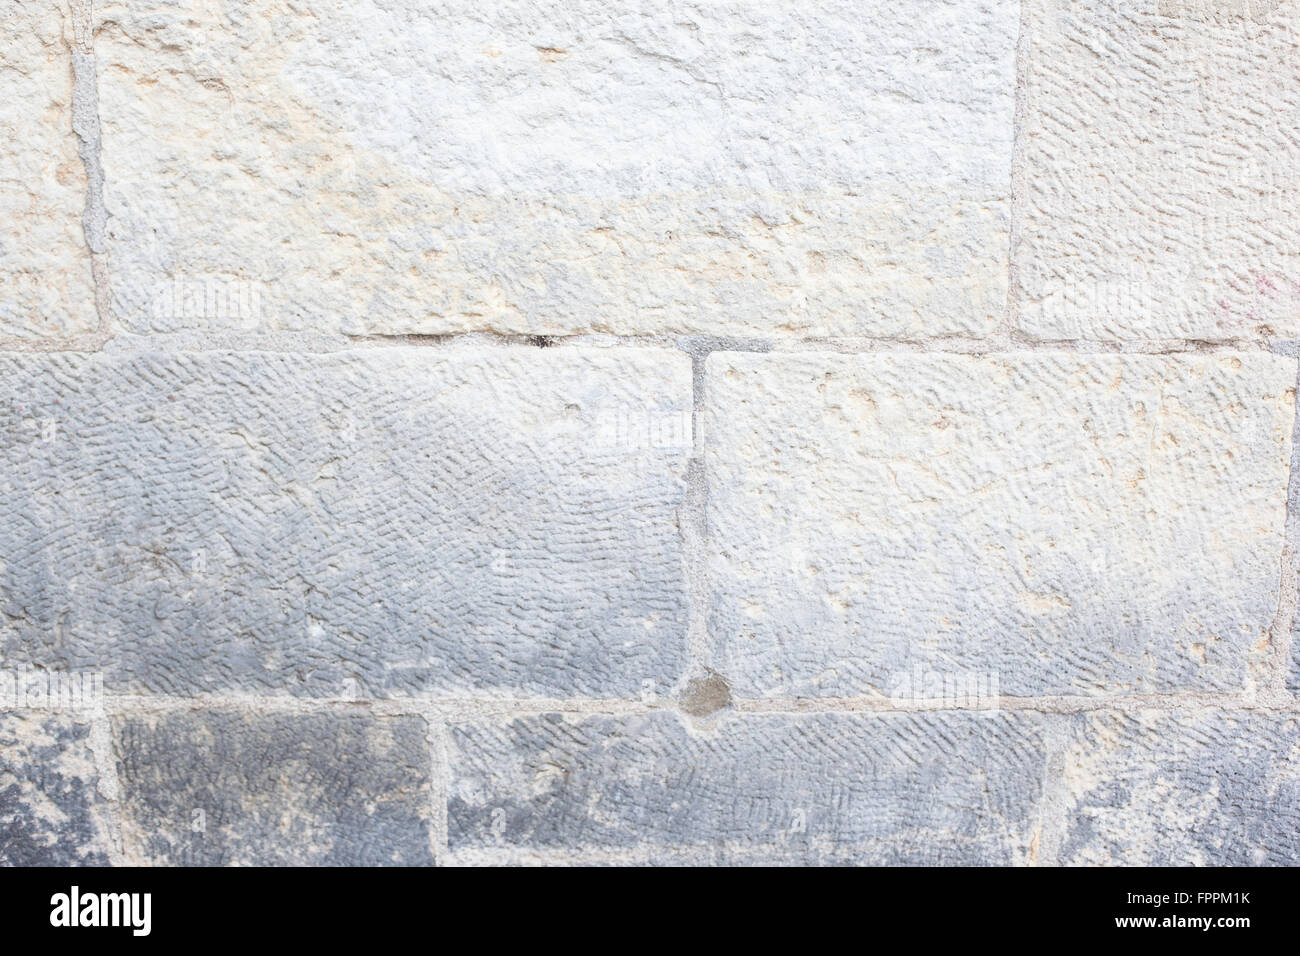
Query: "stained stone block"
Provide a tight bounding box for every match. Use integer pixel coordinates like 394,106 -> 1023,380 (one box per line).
95,0 -> 1016,337
0,0 -> 97,338
0,713 -> 110,865
115,710 -> 435,865
1059,710 -> 1300,865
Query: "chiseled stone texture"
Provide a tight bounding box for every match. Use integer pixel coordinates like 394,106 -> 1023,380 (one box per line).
1018,0 -> 1300,341
706,352 -> 1294,699
0,0 -> 97,338
1060,710 -> 1300,865
448,711 -> 1049,864
0,348 -> 689,697
0,714 -> 110,865
95,0 -> 1015,337
115,710 -> 434,865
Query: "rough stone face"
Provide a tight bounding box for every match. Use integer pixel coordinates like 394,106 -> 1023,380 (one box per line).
95,0 -> 1015,337
0,348 -> 689,697
1059,710 -> 1300,865
705,352 -> 1295,698
0,0 -> 97,338
0,713 -> 110,865
115,710 -> 434,865
448,711 -> 1048,864
1018,0 -> 1300,340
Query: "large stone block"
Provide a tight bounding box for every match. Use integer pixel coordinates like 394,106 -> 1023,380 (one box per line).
705,352 -> 1294,698
1017,0 -> 1300,340
95,0 -> 1015,337
115,710 -> 434,865
1059,709 -> 1300,865
0,348 -> 689,697
0,0 -> 97,338
448,711 -> 1049,864
0,713 -> 110,865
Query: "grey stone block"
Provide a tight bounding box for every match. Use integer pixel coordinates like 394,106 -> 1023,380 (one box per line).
0,348 -> 689,697
1059,710 -> 1300,865
0,713 -> 110,865
705,352 -> 1294,698
448,711 -> 1049,864
115,710 -> 435,865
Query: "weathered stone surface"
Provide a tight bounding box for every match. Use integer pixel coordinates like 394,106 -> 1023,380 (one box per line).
0,0 -> 97,338
0,713 -> 110,865
115,710 -> 434,865
706,352 -> 1294,698
1059,709 -> 1300,865
1018,0 -> 1300,340
0,348 -> 689,697
95,0 -> 1015,337
448,711 -> 1048,864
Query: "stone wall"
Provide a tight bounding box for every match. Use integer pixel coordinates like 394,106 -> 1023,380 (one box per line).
1,0 -> 1297,865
